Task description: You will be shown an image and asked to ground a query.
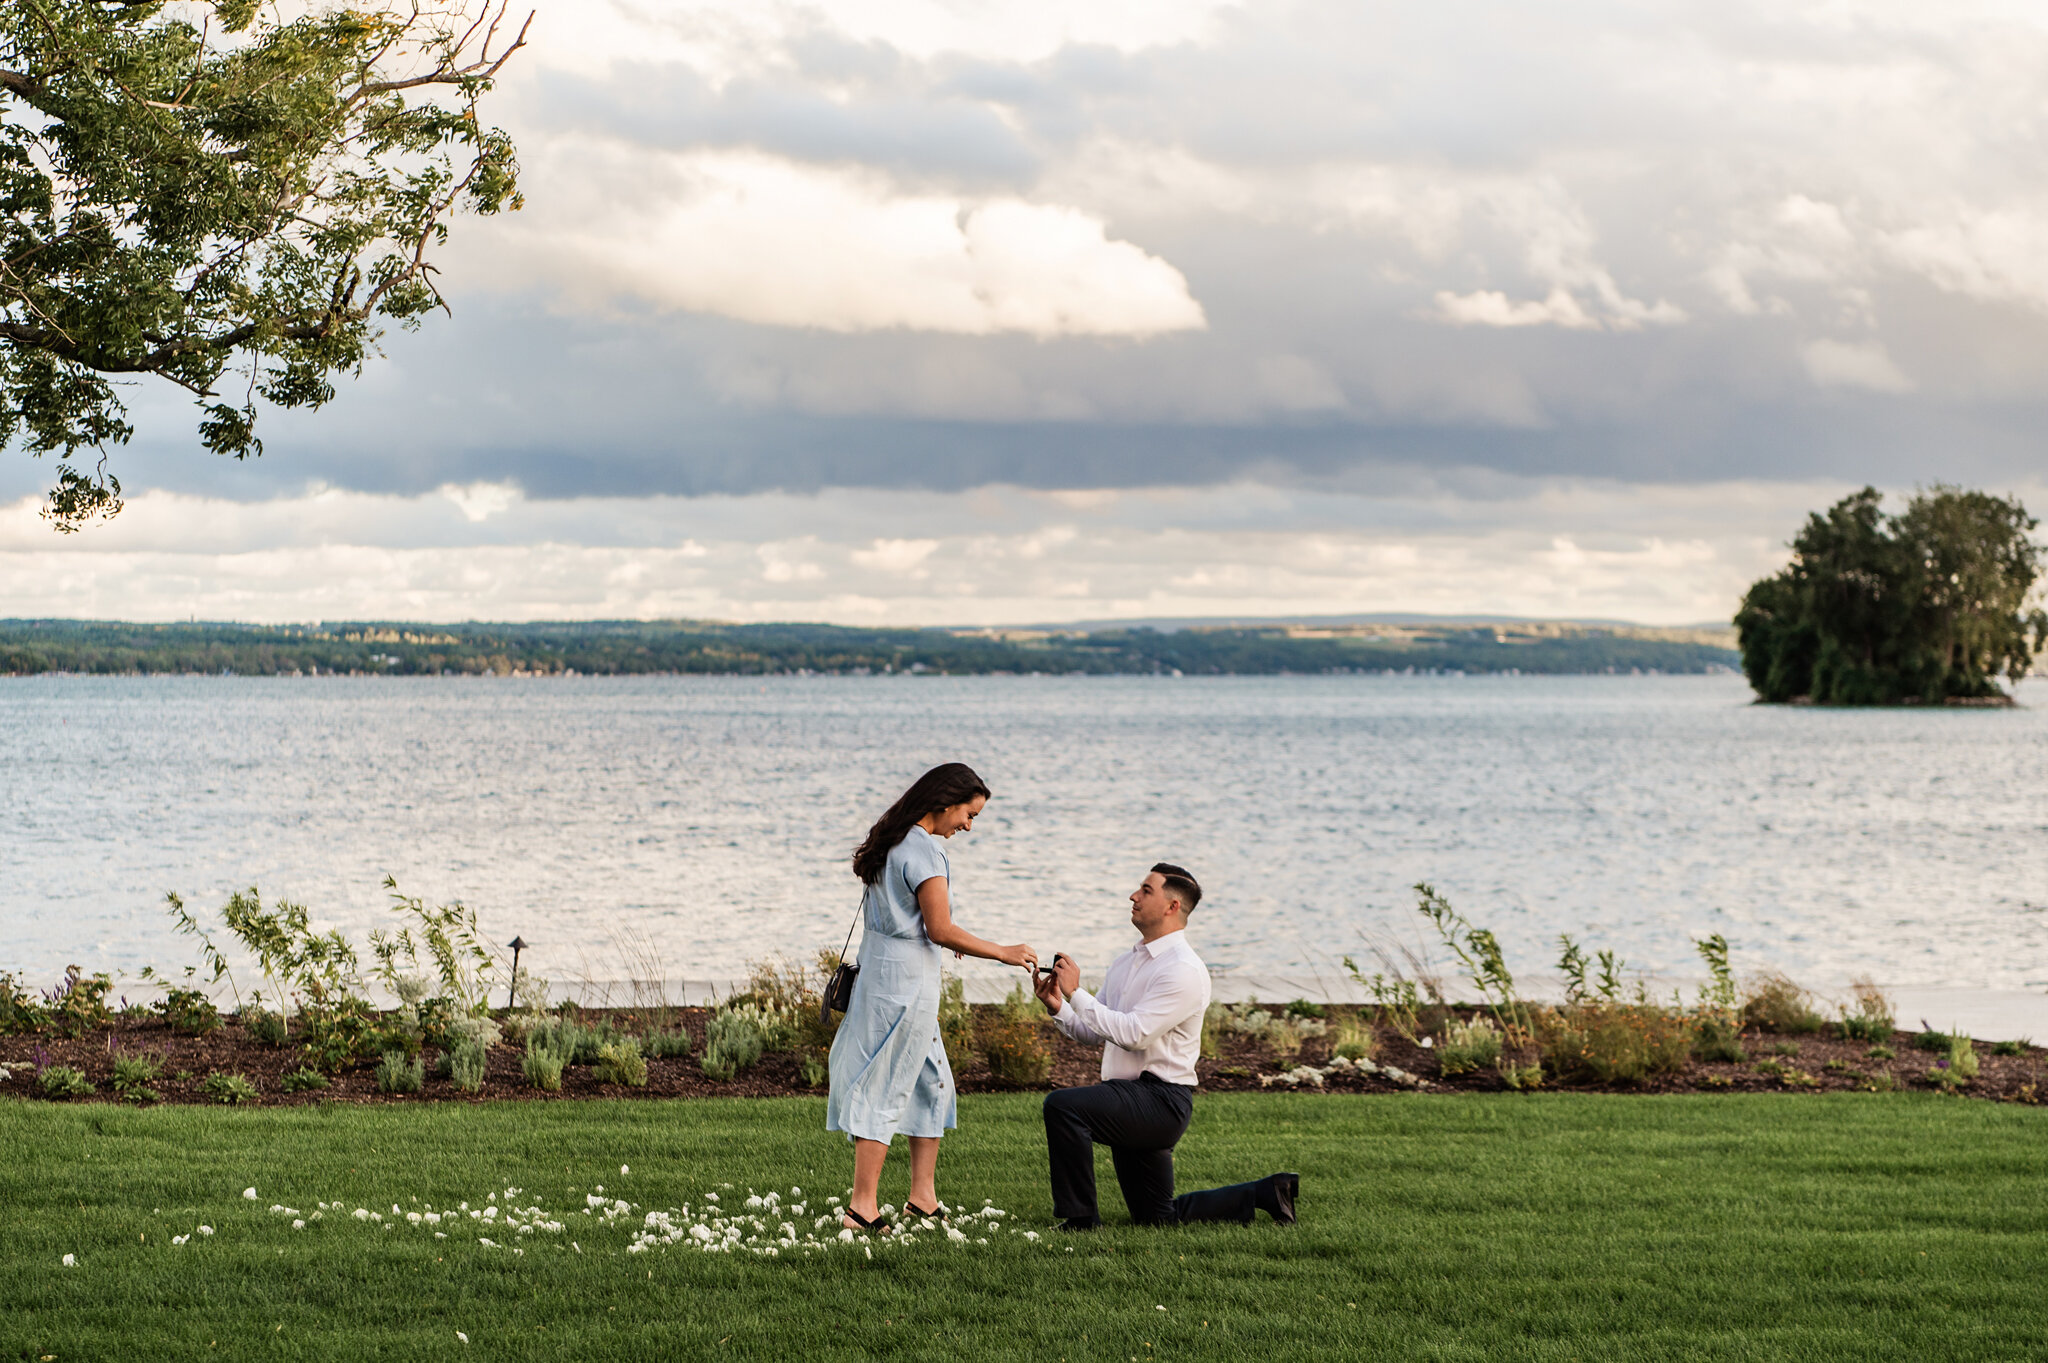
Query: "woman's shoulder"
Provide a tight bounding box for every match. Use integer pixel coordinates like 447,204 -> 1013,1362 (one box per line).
892,825 -> 947,873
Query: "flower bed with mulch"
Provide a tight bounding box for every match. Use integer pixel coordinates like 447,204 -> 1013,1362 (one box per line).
3,1004 -> 2040,1107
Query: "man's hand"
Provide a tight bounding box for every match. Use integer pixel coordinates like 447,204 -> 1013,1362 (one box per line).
1034,970 -> 1064,1015
1053,954 -> 1080,997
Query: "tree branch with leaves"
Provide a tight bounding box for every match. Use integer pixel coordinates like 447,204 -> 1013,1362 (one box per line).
0,0 -> 527,528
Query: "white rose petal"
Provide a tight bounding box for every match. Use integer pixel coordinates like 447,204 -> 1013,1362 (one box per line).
291,1220 -> 306,1230
243,1188 -> 258,1200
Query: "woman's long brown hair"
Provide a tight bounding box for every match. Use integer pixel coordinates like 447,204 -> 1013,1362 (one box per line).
851,763 -> 991,885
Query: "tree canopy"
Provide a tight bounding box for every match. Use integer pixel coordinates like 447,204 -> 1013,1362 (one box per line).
0,0 -> 526,529
1734,486 -> 2047,704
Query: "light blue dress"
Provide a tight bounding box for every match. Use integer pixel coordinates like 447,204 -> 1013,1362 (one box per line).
825,825 -> 958,1143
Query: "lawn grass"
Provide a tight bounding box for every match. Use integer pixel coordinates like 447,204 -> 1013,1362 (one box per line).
4,1093 -> 2046,1361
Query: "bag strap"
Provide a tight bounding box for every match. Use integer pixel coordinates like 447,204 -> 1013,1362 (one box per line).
838,887 -> 866,965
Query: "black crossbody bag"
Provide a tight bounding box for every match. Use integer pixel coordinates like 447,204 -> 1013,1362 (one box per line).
819,894 -> 865,1023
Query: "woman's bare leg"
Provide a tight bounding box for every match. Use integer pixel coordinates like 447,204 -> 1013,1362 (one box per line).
847,1138 -> 889,1225
907,1136 -> 940,1211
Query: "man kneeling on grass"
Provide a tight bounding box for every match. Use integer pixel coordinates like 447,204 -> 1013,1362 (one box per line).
1034,863 -> 1298,1231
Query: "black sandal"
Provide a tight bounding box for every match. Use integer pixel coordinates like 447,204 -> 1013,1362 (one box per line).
905,1202 -> 947,1222
841,1207 -> 894,1235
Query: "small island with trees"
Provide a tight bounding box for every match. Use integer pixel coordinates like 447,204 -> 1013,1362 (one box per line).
1735,486 -> 2046,705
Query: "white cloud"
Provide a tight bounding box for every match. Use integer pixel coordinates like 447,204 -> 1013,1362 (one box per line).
1800,338 -> 1914,392
494,146 -> 1205,338
1431,288 -> 1600,330
0,478 -> 1898,628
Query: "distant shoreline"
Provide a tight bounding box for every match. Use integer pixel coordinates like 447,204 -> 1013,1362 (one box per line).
0,617 -> 1739,679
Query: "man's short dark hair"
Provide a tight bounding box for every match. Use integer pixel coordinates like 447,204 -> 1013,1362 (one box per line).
1152,863 -> 1202,915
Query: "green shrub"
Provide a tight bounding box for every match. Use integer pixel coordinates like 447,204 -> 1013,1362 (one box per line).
111,1047 -> 164,1101
1859,1071 -> 1899,1092
1914,1028 -> 1954,1052
1436,1016 -> 1503,1075
1497,1059 -> 1543,1090
1867,1045 -> 1897,1060
299,996 -> 377,1073
1219,1000 -> 1325,1058
281,1067 -> 329,1093
702,1008 -> 766,1081
1838,978 -> 1894,1042
38,1065 -> 94,1099
243,1006 -> 288,1046
1742,973 -> 1823,1033
594,1039 -> 647,1087
997,982 -> 1046,1031
742,955 -> 838,1052
449,1037 -> 488,1094
375,1050 -> 423,1095
938,975 -> 975,1071
977,1012 -> 1053,1087
201,1071 -> 259,1105
1772,1041 -> 1801,1057
799,1050 -> 827,1088
1333,1017 -> 1376,1062
1991,1038 -> 2028,1057
155,987 -> 220,1037
1200,1003 -> 1225,1060
644,1028 -> 693,1060
1539,1001 -> 1692,1085
46,966 -> 114,1037
1929,1034 -> 1979,1091
522,1028 -> 570,1092
1285,999 -> 1326,1019
0,972 -> 50,1034
1691,1018 -> 1746,1064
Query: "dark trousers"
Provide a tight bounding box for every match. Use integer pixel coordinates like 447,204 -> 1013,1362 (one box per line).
1043,1075 -> 1275,1226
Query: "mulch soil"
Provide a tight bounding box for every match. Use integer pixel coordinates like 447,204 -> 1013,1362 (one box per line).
3,1006 -> 2042,1107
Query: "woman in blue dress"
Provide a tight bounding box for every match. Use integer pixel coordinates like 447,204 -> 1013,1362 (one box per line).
827,762 -> 1038,1234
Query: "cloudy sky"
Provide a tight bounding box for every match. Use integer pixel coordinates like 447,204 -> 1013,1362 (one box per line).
6,0 -> 2048,625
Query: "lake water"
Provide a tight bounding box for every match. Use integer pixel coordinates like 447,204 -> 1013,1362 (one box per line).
4,673 -> 2046,998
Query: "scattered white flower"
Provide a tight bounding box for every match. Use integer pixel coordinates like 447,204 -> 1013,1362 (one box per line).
434,1232 -> 447,1240
456,1331 -> 469,1344
353,1209 -> 369,1221
197,1226 -> 214,1237
61,1254 -> 76,1267
1022,1230 -> 1039,1242
291,1220 -> 306,1231
838,1229 -> 855,1243
1156,1305 -> 1167,1312
620,1165 -> 630,1175
1420,1036 -> 1434,1048
864,1245 -> 872,1260
477,1237 -> 497,1249
243,1189 -> 258,1200
171,1235 -> 190,1246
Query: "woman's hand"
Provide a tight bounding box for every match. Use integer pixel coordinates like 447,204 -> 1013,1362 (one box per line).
993,943 -> 1039,972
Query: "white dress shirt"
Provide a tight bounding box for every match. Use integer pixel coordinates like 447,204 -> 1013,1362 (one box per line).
1050,930 -> 1211,1086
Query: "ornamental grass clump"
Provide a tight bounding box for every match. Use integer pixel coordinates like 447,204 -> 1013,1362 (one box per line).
1838,978 -> 1895,1043
375,1050 -> 424,1095
643,1028 -> 693,1060
522,1027 -> 574,1092
1436,1016 -> 1503,1075
701,1008 -> 767,1082
1538,1001 -> 1692,1085
594,1039 -> 648,1088
449,1037 -> 488,1094
1333,1016 -> 1377,1062
111,1047 -> 164,1104
1742,972 -> 1824,1034
281,1067 -> 329,1093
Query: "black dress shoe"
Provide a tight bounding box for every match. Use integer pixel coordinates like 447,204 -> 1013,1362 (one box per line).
1256,1173 -> 1300,1225
1055,1217 -> 1100,1232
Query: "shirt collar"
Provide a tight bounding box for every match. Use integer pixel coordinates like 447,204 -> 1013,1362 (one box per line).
1136,930 -> 1189,959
